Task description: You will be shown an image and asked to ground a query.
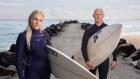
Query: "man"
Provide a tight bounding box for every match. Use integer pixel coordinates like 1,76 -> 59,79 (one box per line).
81,8 -> 117,79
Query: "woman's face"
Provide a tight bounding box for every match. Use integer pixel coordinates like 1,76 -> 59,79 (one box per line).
30,13 -> 44,30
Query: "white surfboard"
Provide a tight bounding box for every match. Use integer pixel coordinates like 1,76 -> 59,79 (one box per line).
47,45 -> 98,79
73,24 -> 122,70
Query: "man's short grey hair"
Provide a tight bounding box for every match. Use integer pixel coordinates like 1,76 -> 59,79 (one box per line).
93,8 -> 104,15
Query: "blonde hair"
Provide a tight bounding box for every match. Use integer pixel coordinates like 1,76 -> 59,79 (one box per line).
25,10 -> 44,50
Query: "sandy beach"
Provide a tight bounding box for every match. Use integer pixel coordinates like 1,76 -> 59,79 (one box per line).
121,34 -> 140,49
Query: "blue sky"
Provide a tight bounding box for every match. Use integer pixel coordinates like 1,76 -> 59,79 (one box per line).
0,0 -> 140,19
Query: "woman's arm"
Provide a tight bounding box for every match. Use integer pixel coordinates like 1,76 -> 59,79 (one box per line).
16,32 -> 25,79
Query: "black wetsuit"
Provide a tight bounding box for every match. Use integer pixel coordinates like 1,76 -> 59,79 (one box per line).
81,23 -> 117,79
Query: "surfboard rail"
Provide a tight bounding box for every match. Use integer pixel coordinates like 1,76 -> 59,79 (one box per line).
47,45 -> 99,79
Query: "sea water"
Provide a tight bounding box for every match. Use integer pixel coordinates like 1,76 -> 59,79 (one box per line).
0,19 -> 140,52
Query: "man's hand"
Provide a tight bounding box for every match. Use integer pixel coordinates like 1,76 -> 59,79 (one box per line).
110,61 -> 117,70
86,61 -> 95,70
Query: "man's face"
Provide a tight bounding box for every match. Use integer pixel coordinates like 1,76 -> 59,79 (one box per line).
93,9 -> 104,23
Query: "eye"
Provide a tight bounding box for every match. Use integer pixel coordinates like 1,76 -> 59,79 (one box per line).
40,20 -> 43,22
33,18 -> 37,20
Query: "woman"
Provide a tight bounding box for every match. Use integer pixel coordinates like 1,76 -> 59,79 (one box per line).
16,10 -> 51,79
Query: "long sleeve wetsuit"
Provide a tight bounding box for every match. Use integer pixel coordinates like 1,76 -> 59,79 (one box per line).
16,30 -> 51,79
81,23 -> 117,79
81,23 -> 117,62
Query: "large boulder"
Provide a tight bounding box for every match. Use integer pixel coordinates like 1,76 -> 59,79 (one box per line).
81,23 -> 92,30
137,59 -> 140,69
44,28 -> 52,39
45,26 -> 57,37
0,65 -> 6,74
117,38 -> 127,46
8,44 -> 16,53
64,20 -> 71,24
72,20 -> 79,23
1,65 -> 16,76
0,51 -> 15,67
124,49 -> 140,61
0,51 -> 26,69
0,76 -> 11,79
131,49 -> 140,61
117,43 -> 136,58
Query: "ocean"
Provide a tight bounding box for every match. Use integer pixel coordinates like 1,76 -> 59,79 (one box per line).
0,19 -> 140,52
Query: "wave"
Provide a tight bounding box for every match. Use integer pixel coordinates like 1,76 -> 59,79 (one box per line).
123,25 -> 140,28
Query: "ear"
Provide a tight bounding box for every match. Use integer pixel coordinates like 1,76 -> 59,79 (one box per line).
28,18 -> 32,26
29,17 -> 32,21
93,14 -> 95,18
103,14 -> 105,18
29,15 -> 33,21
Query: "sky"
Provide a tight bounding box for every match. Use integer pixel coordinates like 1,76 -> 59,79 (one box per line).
0,0 -> 140,19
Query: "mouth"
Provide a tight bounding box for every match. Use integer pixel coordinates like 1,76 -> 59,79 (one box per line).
34,24 -> 38,26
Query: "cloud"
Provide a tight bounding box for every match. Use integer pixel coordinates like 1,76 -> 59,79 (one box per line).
104,9 -> 140,19
110,0 -> 126,1
0,10 -> 29,19
128,5 -> 140,8
42,9 -> 92,19
0,2 -> 23,6
1,8 -> 140,19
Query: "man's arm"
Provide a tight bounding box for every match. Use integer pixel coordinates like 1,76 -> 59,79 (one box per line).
110,48 -> 117,70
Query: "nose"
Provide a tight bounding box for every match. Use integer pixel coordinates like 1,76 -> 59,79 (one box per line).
36,20 -> 39,24
97,15 -> 100,18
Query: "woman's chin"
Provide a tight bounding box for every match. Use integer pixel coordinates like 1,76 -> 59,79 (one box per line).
32,27 -> 40,30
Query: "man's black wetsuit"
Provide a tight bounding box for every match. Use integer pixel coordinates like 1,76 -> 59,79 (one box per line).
81,23 -> 117,79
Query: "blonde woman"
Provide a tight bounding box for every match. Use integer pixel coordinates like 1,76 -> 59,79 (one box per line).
16,10 -> 51,79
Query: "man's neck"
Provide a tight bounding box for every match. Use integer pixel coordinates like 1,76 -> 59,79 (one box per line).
95,22 -> 103,27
